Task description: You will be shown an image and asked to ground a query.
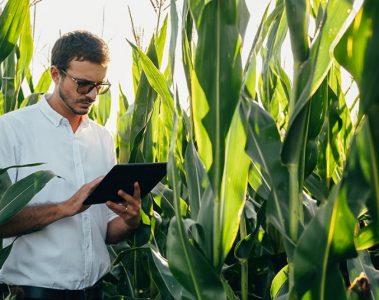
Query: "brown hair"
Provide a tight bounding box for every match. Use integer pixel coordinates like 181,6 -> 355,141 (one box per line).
51,30 -> 110,71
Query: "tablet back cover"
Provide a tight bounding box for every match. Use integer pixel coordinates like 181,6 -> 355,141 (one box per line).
83,162 -> 167,205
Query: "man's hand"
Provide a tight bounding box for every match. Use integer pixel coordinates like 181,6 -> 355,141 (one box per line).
59,176 -> 103,217
105,182 -> 141,231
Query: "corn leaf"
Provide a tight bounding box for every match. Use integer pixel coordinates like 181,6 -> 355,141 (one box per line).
293,121 -> 372,298
150,245 -> 185,299
335,0 -> 379,232
166,114 -> 226,300
0,242 -> 13,269
155,15 -> 168,68
98,90 -> 111,126
2,48 -> 16,113
220,107 -> 250,260
128,38 -> 158,162
281,0 -> 358,246
347,251 -> 379,298
166,0 -> 178,84
128,41 -> 175,163
282,0 -> 357,167
0,170 -> 56,225
184,142 -> 208,220
0,0 -> 28,63
188,0 -> 245,270
34,68 -> 52,93
241,98 -> 295,258
15,3 -> 32,89
355,224 -> 379,251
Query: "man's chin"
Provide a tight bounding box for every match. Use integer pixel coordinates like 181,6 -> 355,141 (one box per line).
75,104 -> 93,115
71,107 -> 91,116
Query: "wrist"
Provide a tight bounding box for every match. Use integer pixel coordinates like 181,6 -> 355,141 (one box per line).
57,202 -> 70,218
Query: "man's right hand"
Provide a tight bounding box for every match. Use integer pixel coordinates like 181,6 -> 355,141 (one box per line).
60,176 -> 104,217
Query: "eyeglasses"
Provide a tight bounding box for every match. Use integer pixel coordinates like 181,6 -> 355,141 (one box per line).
60,69 -> 111,95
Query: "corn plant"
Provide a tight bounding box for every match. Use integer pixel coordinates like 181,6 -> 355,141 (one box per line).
2,0 -> 379,299
0,0 -> 56,271
117,0 -> 379,299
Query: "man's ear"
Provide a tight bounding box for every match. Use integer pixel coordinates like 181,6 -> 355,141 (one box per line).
50,66 -> 60,83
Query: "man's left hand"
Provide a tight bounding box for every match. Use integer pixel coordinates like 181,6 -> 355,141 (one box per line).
106,182 -> 141,231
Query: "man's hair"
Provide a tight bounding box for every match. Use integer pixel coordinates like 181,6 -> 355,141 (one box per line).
51,30 -> 110,71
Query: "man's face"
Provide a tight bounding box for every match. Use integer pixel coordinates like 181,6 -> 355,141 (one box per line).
57,60 -> 108,116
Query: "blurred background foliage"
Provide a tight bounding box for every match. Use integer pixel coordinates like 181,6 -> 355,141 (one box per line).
1,0 -> 379,299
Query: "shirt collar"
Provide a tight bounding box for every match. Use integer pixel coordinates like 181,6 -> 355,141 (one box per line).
37,94 -> 64,127
37,94 -> 90,128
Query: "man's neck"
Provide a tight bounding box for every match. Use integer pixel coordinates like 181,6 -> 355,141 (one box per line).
46,94 -> 83,133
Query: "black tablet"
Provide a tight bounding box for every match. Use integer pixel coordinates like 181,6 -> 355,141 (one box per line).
83,162 -> 167,205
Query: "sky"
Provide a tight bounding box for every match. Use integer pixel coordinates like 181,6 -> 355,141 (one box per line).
31,0 -> 266,79
30,0 -> 269,132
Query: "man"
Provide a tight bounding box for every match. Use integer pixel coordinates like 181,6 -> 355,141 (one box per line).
0,30 -> 141,299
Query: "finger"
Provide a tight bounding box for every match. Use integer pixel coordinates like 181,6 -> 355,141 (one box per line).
92,176 -> 104,185
88,176 -> 104,190
118,189 -> 139,210
133,181 -> 141,199
106,201 -> 128,214
117,189 -> 133,201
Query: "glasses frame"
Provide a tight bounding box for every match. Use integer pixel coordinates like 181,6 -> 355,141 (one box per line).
59,69 -> 111,95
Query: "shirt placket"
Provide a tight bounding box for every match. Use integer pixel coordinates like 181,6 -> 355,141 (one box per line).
71,125 -> 93,287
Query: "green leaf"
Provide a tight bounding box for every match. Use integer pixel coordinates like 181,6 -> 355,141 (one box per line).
0,0 -> 29,63
284,0 -> 310,64
334,0 -> 379,115
116,105 -> 133,163
167,113 -> 226,300
189,0 -> 244,271
2,48 -> 17,113
15,4 -> 33,90
241,98 -> 295,258
129,41 -> 174,105
150,244 -> 185,299
128,39 -> 175,163
34,68 -> 52,93
335,0 -> 379,233
188,0 -> 243,189
0,242 -> 13,269
355,223 -> 379,251
167,218 -> 226,300
347,251 -> 379,299
294,186 -> 354,299
271,265 -> 289,299
282,0 -> 358,166
220,107 -> 250,261
96,89 -> 111,126
184,142 -> 208,220
0,170 -> 12,199
155,15 -> 168,68
293,121 -> 372,298
167,0 -> 179,84
281,0 -> 358,246
128,38 -> 159,162
0,170 -> 56,225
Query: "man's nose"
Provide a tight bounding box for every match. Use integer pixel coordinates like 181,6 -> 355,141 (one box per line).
86,87 -> 98,99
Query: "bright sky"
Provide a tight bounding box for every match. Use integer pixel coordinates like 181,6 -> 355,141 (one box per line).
30,0 -> 268,132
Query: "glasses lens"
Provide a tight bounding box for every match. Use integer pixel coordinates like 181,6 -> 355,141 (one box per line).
97,84 -> 110,95
74,79 -> 110,95
76,81 -> 96,94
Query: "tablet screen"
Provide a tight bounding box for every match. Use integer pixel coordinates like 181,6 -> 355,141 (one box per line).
83,162 -> 167,205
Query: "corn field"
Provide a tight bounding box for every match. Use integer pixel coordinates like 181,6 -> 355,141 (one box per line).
1,0 -> 379,299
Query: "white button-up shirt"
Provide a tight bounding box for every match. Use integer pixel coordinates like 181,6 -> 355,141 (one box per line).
0,95 -> 116,289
